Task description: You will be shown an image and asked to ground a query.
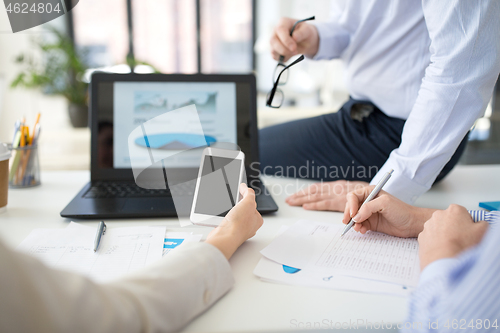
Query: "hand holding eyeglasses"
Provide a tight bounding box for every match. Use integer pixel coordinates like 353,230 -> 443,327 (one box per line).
270,16 -> 318,62
267,16 -> 316,108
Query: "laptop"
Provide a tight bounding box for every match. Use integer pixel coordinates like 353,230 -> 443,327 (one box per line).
60,73 -> 278,219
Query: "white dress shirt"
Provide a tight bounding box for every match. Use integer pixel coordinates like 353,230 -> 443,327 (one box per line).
313,0 -> 500,203
0,239 -> 234,333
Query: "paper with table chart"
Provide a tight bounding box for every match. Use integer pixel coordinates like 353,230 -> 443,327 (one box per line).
17,222 -> 173,282
258,220 -> 420,293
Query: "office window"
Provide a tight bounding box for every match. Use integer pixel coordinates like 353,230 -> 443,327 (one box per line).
72,0 -> 129,67
133,0 -> 197,73
201,0 -> 253,73
69,0 -> 254,74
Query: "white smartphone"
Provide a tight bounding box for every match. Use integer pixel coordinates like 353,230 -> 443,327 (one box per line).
190,147 -> 246,227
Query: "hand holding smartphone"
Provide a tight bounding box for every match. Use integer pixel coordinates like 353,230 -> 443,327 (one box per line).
190,147 -> 246,227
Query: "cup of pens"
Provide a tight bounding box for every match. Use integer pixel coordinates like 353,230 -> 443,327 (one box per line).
9,144 -> 40,188
9,114 -> 41,188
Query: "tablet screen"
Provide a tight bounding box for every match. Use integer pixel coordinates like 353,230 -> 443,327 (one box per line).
194,156 -> 242,217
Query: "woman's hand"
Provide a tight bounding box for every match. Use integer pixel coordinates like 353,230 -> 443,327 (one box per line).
343,186 -> 436,238
206,184 -> 264,260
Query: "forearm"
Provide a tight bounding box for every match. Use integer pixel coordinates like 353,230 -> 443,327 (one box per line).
205,232 -> 241,260
110,242 -> 234,332
0,240 -> 141,333
404,258 -> 461,332
0,240 -> 234,333
406,226 -> 500,332
372,0 -> 500,203
410,206 -> 437,235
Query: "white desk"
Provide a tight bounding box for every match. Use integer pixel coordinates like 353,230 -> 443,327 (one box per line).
1,165 -> 499,332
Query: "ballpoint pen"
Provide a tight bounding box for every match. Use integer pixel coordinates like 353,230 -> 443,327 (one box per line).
94,221 -> 106,252
341,169 -> 394,236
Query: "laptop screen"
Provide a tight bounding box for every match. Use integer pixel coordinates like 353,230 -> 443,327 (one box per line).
91,74 -> 257,181
113,81 -> 237,169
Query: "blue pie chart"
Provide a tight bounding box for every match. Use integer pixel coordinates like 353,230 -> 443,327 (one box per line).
135,133 -> 217,150
282,265 -> 301,274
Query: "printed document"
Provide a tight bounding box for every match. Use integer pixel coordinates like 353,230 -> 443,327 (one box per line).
18,222 -> 166,282
260,220 -> 420,287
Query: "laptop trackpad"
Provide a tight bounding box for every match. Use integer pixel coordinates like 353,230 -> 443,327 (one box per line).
122,198 -> 178,214
91,198 -> 126,213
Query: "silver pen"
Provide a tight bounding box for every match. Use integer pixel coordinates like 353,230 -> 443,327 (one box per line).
93,221 -> 106,252
341,169 -> 394,236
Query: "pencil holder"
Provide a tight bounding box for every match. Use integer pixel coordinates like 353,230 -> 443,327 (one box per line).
8,143 -> 41,188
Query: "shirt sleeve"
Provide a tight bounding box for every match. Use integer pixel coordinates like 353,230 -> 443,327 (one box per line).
371,0 -> 500,203
310,2 -> 351,60
0,240 -> 234,333
468,210 -> 500,225
404,225 -> 500,332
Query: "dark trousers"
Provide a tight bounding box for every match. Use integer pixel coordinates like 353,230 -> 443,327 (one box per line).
259,98 -> 468,183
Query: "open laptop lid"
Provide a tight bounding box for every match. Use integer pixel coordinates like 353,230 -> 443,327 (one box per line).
89,73 -> 260,182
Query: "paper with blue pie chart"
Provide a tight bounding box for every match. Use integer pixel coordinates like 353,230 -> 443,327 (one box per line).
282,265 -> 301,274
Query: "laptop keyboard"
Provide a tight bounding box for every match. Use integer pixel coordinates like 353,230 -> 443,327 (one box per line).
83,181 -> 194,198
83,178 -> 261,199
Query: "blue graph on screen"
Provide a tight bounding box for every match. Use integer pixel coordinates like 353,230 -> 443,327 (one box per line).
135,133 -> 217,150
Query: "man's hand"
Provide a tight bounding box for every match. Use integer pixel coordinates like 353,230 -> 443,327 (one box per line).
286,180 -> 369,212
270,17 -> 320,61
206,184 -> 264,260
418,204 -> 488,269
343,186 -> 436,238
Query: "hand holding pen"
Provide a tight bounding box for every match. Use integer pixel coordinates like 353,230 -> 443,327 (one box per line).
341,170 -> 393,236
341,170 -> 436,238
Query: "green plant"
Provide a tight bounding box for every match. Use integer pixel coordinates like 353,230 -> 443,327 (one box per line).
11,26 -> 88,106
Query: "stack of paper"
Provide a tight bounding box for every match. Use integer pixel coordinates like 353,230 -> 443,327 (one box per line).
254,220 -> 420,297
18,222 -> 202,282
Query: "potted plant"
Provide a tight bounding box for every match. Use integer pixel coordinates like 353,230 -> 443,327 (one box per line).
11,26 -> 89,128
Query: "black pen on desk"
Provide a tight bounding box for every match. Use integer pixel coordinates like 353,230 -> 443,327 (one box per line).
94,221 -> 106,252
341,169 -> 394,236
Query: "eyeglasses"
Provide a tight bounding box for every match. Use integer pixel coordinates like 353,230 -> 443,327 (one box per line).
266,16 -> 315,108
266,55 -> 305,108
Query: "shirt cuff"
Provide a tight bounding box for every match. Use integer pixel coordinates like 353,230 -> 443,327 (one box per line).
469,210 -> 487,222
310,21 -> 349,60
370,164 -> 430,204
419,258 -> 459,286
